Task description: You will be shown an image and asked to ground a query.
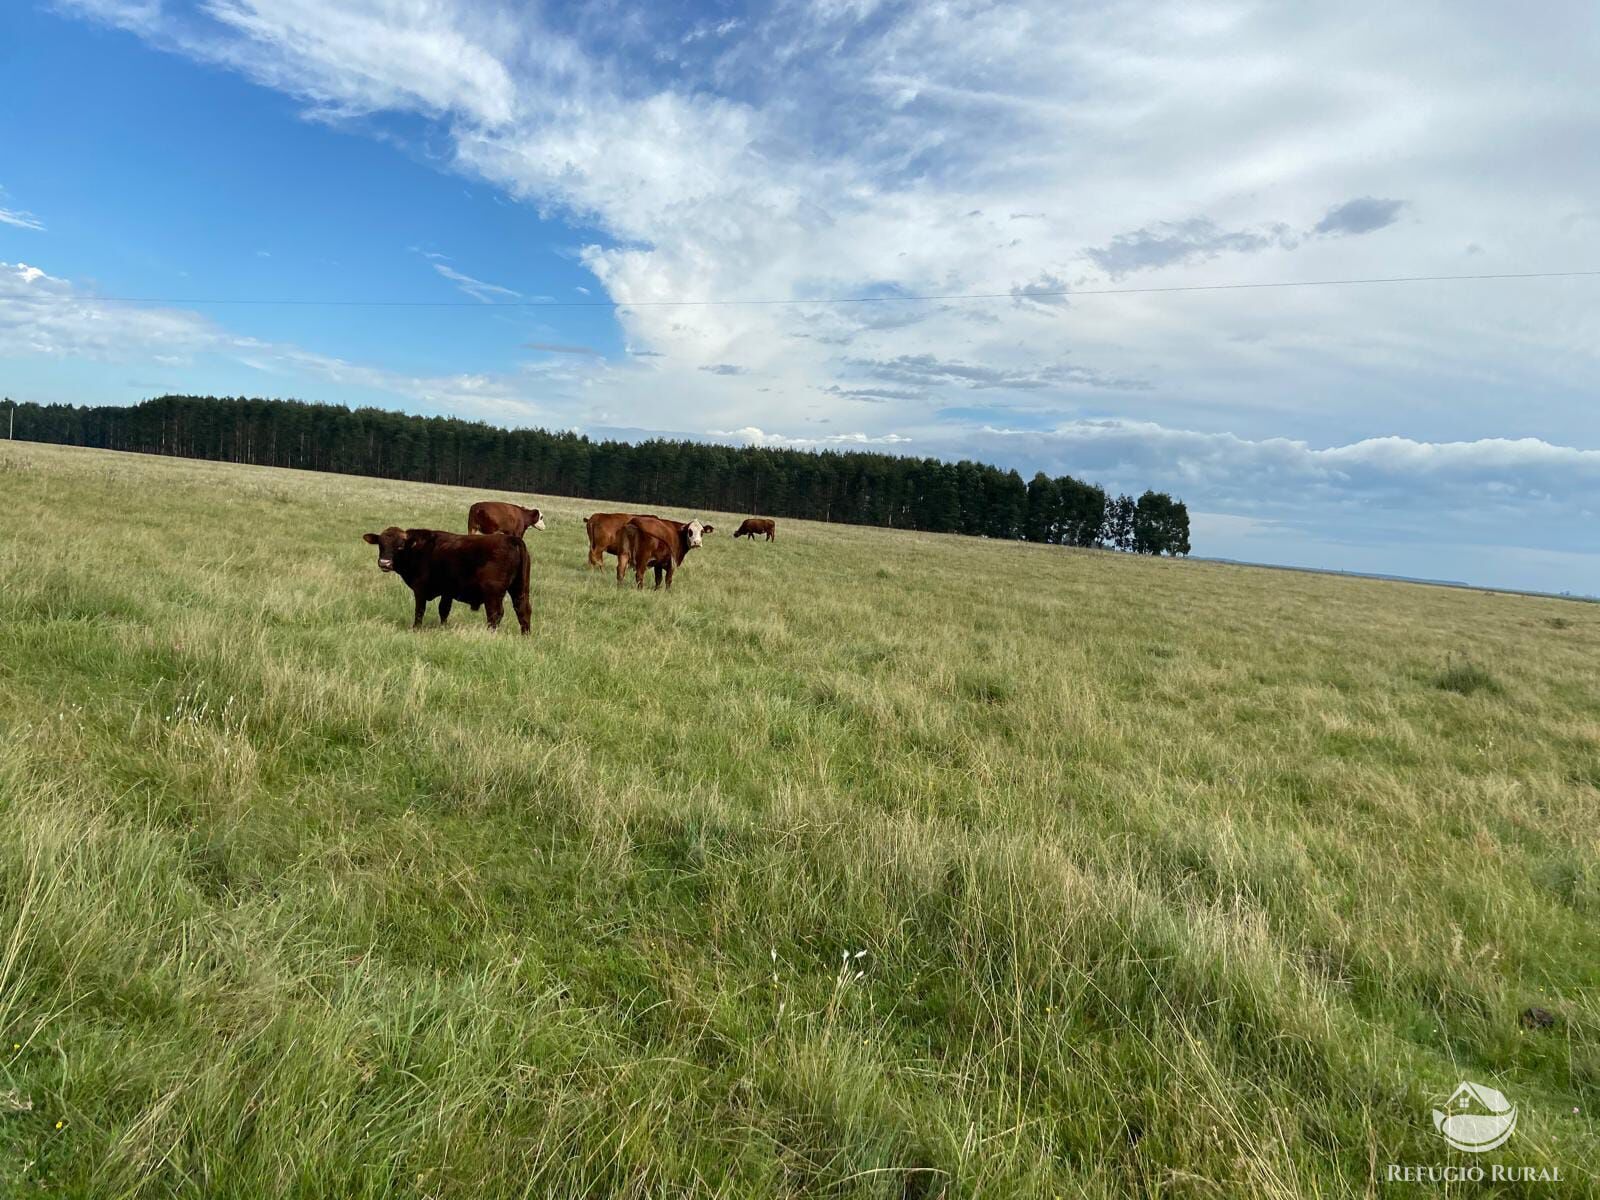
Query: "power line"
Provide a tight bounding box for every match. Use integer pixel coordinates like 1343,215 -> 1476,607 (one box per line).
43,269 -> 1600,310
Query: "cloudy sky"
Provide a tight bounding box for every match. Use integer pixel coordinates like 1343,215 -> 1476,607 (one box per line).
3,1 -> 1598,592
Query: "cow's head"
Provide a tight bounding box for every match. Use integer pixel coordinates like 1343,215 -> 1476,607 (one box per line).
524,506 -> 546,532
683,519 -> 706,549
363,526 -> 413,572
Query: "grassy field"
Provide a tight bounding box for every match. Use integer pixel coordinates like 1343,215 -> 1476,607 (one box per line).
0,441 -> 1596,1197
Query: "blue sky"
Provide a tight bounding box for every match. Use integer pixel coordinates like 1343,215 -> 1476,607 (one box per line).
3,0 -> 1598,593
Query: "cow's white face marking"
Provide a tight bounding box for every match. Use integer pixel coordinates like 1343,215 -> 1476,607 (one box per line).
532,516 -> 546,531
685,519 -> 704,548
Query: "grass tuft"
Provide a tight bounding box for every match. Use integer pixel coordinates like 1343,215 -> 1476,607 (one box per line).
1432,654 -> 1501,696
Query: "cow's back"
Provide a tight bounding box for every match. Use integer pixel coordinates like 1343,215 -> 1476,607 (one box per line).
469,501 -> 525,536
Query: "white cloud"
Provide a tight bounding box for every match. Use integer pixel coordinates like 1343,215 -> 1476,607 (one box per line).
965,420 -> 1600,500
428,259 -> 521,302
708,426 -> 912,447
948,420 -> 1600,562
54,0 -> 1600,444
848,353 -> 1147,392
0,258 -> 564,424
0,186 -> 44,232
32,1 -> 1600,587
0,209 -> 45,232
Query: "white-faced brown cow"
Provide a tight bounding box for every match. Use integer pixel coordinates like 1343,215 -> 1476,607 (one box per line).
586,513 -> 715,571
468,501 -> 545,538
616,516 -> 708,589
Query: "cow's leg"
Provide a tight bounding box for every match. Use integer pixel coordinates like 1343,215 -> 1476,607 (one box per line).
485,593 -> 504,630
512,542 -> 532,636
616,549 -> 629,587
438,596 -> 453,626
653,564 -> 665,590
412,592 -> 428,629
767,530 -> 774,541
662,562 -> 674,590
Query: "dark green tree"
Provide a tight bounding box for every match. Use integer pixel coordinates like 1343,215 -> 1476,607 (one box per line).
9,394 -> 1190,553
1132,491 -> 1191,556
1105,494 -> 1135,552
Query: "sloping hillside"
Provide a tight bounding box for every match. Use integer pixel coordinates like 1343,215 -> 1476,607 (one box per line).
0,442 -> 1594,1197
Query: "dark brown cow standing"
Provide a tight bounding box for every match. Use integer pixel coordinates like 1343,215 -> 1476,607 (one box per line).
617,516 -> 707,589
468,501 -> 545,538
733,518 -> 776,541
362,527 -> 532,634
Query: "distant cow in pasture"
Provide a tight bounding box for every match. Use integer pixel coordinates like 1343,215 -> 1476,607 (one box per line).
468,501 -> 545,538
733,518 -> 776,541
617,516 -> 708,590
362,527 -> 531,634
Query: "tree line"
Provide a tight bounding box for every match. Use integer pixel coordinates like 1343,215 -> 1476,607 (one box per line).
4,394 -> 1191,554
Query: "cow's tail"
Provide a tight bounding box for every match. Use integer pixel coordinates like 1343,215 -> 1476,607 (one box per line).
513,535 -> 531,603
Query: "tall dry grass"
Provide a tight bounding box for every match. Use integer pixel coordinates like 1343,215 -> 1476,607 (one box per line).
0,441 -> 1595,1196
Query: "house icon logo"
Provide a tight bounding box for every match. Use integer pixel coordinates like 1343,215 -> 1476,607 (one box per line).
1433,1082 -> 1517,1152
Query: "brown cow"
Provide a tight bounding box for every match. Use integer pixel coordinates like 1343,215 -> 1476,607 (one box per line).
468,501 -> 545,537
617,516 -> 707,590
584,512 -> 652,569
585,513 -> 716,569
362,527 -> 532,634
733,518 -> 776,541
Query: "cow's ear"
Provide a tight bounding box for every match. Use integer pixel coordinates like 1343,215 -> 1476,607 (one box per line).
363,532 -> 379,544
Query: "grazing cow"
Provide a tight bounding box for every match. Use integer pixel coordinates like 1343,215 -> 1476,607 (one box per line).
362,527 -> 531,634
468,501 -> 545,538
617,516 -> 708,589
733,518 -> 776,541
